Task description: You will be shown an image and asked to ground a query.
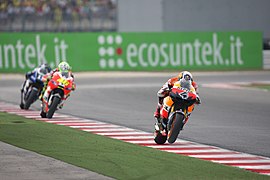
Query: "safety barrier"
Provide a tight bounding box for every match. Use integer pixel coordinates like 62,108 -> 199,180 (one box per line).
263,51 -> 270,70
0,32 -> 263,73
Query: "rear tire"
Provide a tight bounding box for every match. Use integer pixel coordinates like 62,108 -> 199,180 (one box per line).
46,96 -> 61,119
167,113 -> 185,144
24,88 -> 38,110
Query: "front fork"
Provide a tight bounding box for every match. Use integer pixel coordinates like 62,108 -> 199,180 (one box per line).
21,79 -> 31,104
160,106 -> 189,133
167,111 -> 186,132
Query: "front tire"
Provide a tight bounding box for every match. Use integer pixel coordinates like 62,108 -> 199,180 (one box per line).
167,113 -> 185,144
46,96 -> 61,119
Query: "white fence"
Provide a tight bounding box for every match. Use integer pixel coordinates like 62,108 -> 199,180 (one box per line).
264,50 -> 270,69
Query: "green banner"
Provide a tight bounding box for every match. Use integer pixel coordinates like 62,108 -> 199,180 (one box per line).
0,32 -> 262,73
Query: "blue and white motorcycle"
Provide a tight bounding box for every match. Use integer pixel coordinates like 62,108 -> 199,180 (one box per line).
20,65 -> 51,110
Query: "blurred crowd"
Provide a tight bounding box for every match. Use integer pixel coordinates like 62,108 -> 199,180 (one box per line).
0,0 -> 117,32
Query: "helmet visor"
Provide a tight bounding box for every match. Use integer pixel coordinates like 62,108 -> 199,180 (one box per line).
38,68 -> 47,75
183,74 -> 191,81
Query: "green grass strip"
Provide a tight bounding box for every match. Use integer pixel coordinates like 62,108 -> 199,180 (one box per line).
244,84 -> 270,91
253,85 -> 270,91
0,112 -> 268,180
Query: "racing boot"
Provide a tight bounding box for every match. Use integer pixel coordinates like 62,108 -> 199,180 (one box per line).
58,101 -> 64,109
42,89 -> 50,103
40,102 -> 47,118
155,117 -> 167,136
154,105 -> 162,134
160,118 -> 168,136
40,110 -> 46,118
19,103 -> 24,109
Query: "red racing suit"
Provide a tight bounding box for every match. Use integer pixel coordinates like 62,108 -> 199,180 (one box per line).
40,68 -> 76,105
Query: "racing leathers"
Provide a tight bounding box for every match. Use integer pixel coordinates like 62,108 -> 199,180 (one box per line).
154,76 -> 199,120
40,68 -> 76,109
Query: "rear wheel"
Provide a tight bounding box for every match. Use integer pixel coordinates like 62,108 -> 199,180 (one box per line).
24,88 -> 38,110
46,96 -> 61,119
167,113 -> 185,144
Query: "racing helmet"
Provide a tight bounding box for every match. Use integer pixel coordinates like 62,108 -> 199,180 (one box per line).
178,71 -> 193,89
38,63 -> 51,75
58,61 -> 71,77
178,71 -> 193,81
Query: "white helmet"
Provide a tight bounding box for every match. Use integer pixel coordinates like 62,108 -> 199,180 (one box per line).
179,71 -> 193,81
179,71 -> 193,89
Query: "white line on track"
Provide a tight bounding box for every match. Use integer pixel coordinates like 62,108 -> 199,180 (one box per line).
50,122 -> 107,126
81,128 -> 134,132
163,149 -> 239,154
236,165 -> 270,169
45,120 -> 96,123
68,125 -> 121,128
95,131 -> 149,136
109,135 -> 154,140
212,159 -> 270,164
146,144 -> 216,149
189,154 -> 262,158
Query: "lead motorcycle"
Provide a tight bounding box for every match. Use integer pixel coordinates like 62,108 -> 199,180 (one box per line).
154,87 -> 198,144
20,70 -> 46,110
40,71 -> 74,119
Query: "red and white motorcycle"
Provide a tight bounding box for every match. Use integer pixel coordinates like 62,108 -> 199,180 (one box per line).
40,72 -> 75,119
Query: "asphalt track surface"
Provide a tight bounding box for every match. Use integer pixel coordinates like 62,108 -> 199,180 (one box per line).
0,71 -> 270,176
0,141 -> 114,180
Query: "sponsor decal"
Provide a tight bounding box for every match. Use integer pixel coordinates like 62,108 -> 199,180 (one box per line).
0,35 -> 68,70
97,33 -> 250,70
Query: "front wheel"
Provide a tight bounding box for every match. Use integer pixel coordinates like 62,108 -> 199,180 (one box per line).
46,96 -> 61,119
167,113 -> 185,144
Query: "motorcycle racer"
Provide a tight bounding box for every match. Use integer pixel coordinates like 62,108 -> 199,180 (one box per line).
154,71 -> 200,124
40,61 -> 76,110
20,63 -> 52,109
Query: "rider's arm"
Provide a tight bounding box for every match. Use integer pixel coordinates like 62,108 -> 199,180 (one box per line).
157,77 -> 178,97
25,69 -> 36,79
192,81 -> 199,94
41,70 -> 54,83
157,81 -> 170,97
190,85 -> 201,104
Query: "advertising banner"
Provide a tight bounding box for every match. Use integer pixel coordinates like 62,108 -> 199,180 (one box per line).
0,32 -> 262,73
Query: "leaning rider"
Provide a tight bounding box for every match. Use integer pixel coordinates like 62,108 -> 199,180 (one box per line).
20,63 -> 51,108
154,71 -> 200,126
40,61 -> 76,109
